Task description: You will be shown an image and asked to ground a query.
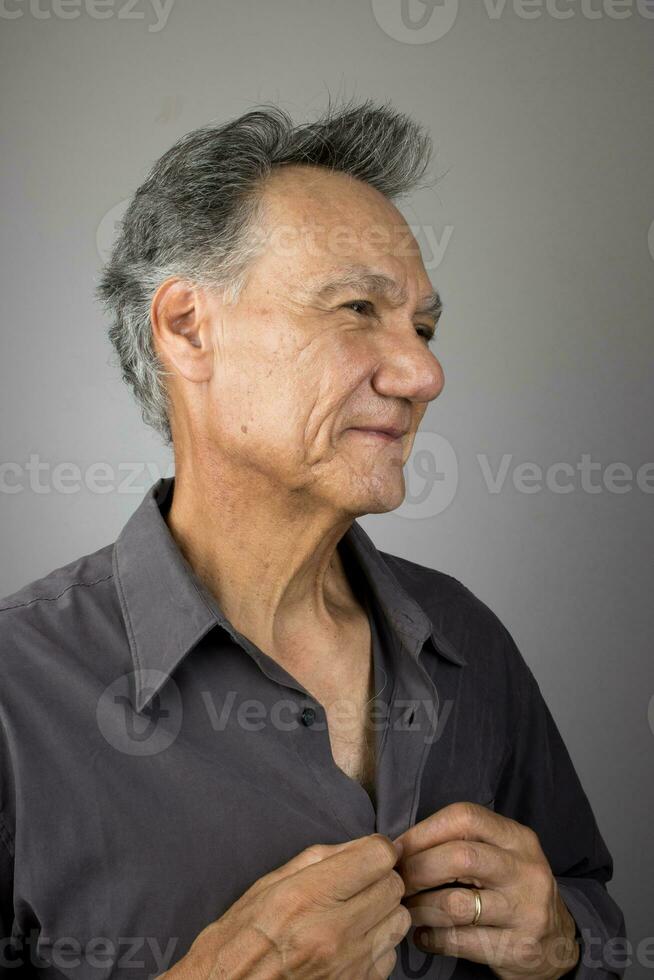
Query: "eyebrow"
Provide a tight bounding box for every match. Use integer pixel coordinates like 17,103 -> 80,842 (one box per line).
309,265 -> 443,321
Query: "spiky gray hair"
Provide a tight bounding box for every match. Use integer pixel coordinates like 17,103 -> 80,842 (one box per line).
95,97 -> 435,445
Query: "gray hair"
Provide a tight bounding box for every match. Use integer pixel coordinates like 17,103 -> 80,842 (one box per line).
95,97 -> 435,445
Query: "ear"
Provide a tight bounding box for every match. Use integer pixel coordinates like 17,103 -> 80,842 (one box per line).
150,277 -> 215,383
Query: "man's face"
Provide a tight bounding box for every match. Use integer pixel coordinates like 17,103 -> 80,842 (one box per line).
200,164 -> 445,517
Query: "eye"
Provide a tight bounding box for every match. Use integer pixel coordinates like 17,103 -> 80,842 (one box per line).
342,300 -> 436,344
343,299 -> 376,316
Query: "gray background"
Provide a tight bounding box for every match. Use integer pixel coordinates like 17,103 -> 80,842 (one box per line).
1,0 -> 652,973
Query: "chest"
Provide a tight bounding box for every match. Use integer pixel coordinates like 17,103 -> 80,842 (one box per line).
323,669 -> 377,801
281,614 -> 378,799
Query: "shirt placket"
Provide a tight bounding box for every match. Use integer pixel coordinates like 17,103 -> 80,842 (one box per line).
374,616 -> 441,843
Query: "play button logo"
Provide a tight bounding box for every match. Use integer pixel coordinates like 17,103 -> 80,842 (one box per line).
371,0 -> 459,43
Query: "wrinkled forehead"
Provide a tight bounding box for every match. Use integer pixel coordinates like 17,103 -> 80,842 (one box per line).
252,163 -> 427,284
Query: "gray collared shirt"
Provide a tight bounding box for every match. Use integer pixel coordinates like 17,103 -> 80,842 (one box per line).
0,477 -> 625,979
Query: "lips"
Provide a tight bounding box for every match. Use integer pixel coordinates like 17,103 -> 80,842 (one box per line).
348,425 -> 408,440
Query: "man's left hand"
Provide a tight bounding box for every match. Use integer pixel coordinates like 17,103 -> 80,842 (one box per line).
392,802 -> 580,980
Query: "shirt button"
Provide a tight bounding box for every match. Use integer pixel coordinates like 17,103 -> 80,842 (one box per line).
301,706 -> 316,727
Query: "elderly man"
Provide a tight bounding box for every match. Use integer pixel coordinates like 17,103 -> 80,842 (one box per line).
0,101 -> 625,979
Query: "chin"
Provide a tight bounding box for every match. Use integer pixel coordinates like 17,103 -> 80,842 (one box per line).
360,498 -> 404,516
350,475 -> 407,516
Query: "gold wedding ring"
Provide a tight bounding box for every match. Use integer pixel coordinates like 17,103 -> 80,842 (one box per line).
471,888 -> 482,926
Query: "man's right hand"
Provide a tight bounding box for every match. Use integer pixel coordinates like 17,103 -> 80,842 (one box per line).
162,833 -> 410,979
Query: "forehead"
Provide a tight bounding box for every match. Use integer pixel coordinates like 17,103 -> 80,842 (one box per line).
255,164 -> 428,281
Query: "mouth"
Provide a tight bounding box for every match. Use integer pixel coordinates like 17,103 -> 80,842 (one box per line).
346,426 -> 408,442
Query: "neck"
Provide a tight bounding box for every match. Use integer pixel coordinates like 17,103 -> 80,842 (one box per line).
164,457 -> 363,661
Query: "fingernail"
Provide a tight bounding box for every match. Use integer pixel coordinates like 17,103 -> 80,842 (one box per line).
393,838 -> 404,860
416,928 -> 429,947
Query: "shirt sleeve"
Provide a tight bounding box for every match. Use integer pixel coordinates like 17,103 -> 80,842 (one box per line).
493,626 -> 628,979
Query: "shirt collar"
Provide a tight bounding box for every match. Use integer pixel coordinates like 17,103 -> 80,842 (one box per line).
114,476 -> 466,714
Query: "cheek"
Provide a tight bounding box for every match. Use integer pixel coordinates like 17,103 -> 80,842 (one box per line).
318,332 -> 376,394
208,360 -> 311,453
210,330 -> 364,452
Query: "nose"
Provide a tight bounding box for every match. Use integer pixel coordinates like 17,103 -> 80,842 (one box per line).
371,328 -> 445,405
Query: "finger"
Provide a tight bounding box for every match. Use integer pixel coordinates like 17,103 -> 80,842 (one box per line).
299,834 -> 401,903
404,886 -> 509,929
399,838 -> 515,897
394,802 -> 522,860
366,904 -> 413,968
338,869 -> 406,936
413,923 -> 514,968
